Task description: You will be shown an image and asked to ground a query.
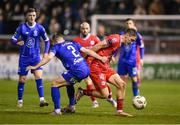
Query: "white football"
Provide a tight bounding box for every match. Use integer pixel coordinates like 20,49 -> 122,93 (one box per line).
132,95 -> 147,109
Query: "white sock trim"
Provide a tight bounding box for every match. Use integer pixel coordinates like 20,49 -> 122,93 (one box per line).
40,97 -> 45,101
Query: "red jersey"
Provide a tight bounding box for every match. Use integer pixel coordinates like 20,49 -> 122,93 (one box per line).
91,34 -> 121,71
73,34 -> 100,64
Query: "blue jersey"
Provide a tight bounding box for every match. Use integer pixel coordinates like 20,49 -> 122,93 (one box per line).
11,22 -> 50,58
118,31 -> 144,65
50,41 -> 88,71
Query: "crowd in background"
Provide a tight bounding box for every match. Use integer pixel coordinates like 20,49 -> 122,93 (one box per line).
0,0 -> 179,35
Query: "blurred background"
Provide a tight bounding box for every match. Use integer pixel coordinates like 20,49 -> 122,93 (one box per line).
0,0 -> 180,80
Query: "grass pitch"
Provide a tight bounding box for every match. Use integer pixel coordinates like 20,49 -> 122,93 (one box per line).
0,79 -> 180,124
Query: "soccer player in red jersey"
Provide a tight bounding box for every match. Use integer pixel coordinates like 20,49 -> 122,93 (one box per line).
74,22 -> 116,108
76,29 -> 137,117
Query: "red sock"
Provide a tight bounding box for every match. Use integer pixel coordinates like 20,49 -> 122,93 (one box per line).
117,98 -> 124,111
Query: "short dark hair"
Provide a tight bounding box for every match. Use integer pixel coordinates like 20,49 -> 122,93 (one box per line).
125,18 -> 134,22
25,8 -> 36,15
51,32 -> 63,44
125,28 -> 137,37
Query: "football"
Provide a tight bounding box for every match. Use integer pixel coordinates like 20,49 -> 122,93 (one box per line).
132,95 -> 147,109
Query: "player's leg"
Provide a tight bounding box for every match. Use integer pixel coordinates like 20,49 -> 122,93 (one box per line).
32,57 -> 48,107
84,77 -> 99,108
137,64 -> 141,87
76,73 -> 110,102
17,57 -> 29,108
105,69 -> 117,107
76,85 -> 110,101
128,65 -> 140,97
50,76 -> 69,115
108,74 -> 133,117
17,75 -> 27,108
33,70 -> 48,107
62,85 -> 76,113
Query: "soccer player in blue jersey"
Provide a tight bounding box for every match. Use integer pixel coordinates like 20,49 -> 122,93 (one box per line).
11,8 -> 50,108
27,33 -> 107,115
117,18 -> 144,97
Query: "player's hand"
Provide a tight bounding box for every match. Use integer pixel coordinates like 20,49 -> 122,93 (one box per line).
101,56 -> 108,63
43,53 -> 48,59
16,41 -> 24,46
110,56 -> 116,64
26,66 -> 36,71
100,40 -> 108,48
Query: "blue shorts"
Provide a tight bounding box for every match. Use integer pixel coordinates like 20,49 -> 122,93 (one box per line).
117,61 -> 137,77
62,66 -> 90,85
18,56 -> 42,76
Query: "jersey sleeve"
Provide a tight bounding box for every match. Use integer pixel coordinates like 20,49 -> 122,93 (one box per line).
73,42 -> 82,51
136,33 -> 144,48
50,45 -> 57,55
136,33 -> 144,59
39,25 -> 50,54
40,26 -> 49,41
94,35 -> 101,44
11,25 -> 21,45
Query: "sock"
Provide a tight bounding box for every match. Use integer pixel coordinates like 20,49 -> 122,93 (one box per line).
132,81 -> 140,96
66,85 -> 75,106
35,79 -> 44,98
117,98 -> 124,111
51,87 -> 60,110
87,84 -> 97,102
18,82 -> 25,100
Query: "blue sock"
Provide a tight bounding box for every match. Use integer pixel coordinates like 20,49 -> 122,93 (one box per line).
18,82 -> 25,100
66,85 -> 75,106
51,87 -> 60,109
35,79 -> 44,98
132,81 -> 140,96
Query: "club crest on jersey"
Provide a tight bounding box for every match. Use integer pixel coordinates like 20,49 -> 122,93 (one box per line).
26,37 -> 35,48
125,45 -> 130,52
33,30 -> 38,36
90,40 -> 95,45
111,38 -> 117,43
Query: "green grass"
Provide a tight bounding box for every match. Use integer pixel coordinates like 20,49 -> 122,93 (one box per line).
0,79 -> 180,124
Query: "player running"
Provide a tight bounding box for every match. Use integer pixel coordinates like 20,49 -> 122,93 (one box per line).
76,28 -> 137,117
11,8 -> 50,108
117,18 -> 144,97
27,33 -> 107,115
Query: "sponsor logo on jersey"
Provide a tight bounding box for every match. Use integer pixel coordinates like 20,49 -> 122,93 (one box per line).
101,81 -> 106,86
26,37 -> 35,48
74,58 -> 83,65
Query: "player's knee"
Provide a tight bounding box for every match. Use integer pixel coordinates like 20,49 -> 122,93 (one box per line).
116,82 -> 125,90
19,77 -> 27,83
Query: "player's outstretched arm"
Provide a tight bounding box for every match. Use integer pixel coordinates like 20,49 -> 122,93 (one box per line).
91,40 -> 108,52
80,47 -> 108,63
27,52 -> 54,71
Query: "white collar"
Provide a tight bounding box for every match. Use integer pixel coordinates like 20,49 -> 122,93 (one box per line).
26,22 -> 36,28
80,33 -> 91,40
